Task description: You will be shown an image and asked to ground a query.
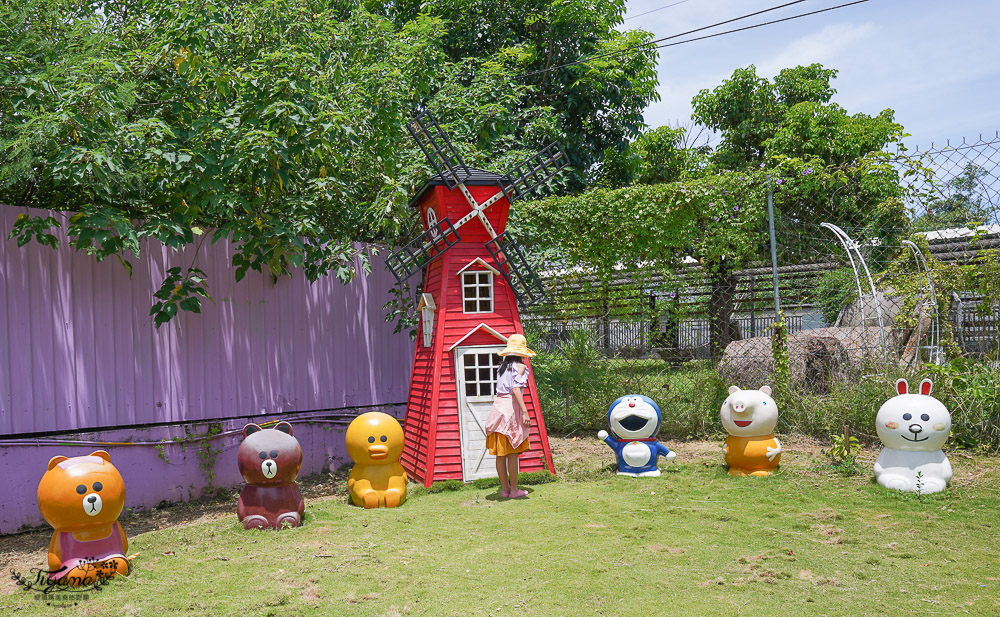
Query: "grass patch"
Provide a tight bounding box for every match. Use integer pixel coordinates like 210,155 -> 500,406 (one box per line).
2,437 -> 998,616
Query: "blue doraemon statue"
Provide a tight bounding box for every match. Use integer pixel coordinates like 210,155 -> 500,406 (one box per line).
598,395 -> 676,477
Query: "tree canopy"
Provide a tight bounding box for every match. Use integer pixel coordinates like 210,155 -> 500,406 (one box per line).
373,0 -> 660,190
1,0 -> 658,325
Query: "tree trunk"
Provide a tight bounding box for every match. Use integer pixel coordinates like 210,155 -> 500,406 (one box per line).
708,261 -> 740,358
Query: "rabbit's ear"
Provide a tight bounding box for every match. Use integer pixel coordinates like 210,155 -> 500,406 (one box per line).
919,379 -> 933,396
896,379 -> 909,396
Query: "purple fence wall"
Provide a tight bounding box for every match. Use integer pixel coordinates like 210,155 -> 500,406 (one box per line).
0,205 -> 415,533
0,205 -> 413,436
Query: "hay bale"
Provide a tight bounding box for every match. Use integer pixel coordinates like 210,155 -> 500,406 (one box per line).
718,326 -> 899,387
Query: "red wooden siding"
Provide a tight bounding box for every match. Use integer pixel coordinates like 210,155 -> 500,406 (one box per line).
399,183 -> 555,485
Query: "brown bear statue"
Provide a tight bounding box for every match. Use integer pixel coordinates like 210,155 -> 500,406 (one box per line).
236,422 -> 305,529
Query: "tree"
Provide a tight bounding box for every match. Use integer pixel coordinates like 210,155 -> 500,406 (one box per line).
691,63 -> 838,170
915,163 -> 993,231
373,0 -> 661,191
595,124 -> 710,189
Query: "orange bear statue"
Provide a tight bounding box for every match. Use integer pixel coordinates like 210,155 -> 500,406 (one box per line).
346,412 -> 407,508
37,451 -> 130,586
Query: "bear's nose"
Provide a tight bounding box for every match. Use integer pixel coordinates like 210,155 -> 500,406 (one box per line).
87,495 -> 97,503
909,424 -> 923,433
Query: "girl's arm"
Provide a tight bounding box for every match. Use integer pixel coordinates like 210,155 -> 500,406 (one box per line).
513,363 -> 530,425
512,386 -> 531,426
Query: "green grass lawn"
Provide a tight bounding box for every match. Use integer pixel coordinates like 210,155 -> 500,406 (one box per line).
2,437 -> 999,616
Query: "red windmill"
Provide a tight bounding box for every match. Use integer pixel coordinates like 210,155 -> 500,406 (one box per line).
387,112 -> 567,485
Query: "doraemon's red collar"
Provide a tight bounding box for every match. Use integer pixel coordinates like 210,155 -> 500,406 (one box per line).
615,438 -> 656,442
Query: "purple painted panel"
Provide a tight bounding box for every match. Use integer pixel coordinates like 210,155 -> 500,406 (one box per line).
0,205 -> 415,436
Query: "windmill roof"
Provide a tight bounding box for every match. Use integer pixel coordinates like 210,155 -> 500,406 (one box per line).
410,167 -> 509,207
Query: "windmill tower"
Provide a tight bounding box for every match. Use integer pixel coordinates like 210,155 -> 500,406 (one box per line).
388,112 -> 567,486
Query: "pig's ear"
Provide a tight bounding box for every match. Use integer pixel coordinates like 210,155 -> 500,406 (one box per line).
728,386 -> 740,395
760,385 -> 772,396
896,379 -> 908,396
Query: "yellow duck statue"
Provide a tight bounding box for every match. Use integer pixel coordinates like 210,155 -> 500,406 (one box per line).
346,412 -> 408,508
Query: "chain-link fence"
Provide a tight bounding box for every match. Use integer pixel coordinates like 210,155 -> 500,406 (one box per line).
525,132 -> 1000,448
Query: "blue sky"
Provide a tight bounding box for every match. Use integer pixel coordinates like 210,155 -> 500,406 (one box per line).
623,0 -> 1000,150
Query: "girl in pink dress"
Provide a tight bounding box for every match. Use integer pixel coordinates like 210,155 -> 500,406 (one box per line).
484,334 -> 535,499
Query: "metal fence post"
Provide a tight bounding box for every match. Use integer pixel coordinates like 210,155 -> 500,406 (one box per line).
767,176 -> 781,317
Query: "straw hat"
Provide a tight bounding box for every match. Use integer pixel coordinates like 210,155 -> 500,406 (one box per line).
497,333 -> 536,358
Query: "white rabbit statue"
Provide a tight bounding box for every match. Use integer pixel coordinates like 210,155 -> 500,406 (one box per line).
874,378 -> 952,494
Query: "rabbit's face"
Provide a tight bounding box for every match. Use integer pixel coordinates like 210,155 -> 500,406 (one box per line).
876,393 -> 951,451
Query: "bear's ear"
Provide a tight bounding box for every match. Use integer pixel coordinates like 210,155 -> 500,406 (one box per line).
90,450 -> 111,462
760,385 -> 772,396
896,379 -> 909,396
47,456 -> 69,470
273,421 -> 293,436
243,423 -> 262,438
919,379 -> 933,396
728,386 -> 741,395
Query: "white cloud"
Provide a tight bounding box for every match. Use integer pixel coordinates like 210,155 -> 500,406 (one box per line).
756,22 -> 875,77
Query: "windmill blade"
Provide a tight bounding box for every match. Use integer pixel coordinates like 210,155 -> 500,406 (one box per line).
499,142 -> 568,204
485,232 -> 546,307
406,112 -> 471,190
386,218 -> 461,283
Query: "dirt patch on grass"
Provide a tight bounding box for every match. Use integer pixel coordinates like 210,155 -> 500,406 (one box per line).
811,524 -> 844,544
344,591 -> 380,604
648,545 -> 686,554
802,507 -> 840,521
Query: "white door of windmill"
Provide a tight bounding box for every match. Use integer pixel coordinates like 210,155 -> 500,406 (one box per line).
454,345 -> 505,482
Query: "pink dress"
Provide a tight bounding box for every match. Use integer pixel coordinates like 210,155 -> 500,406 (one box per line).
485,364 -> 530,448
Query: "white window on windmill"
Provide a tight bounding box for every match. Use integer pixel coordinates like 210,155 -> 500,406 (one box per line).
418,293 -> 436,348
457,258 -> 500,314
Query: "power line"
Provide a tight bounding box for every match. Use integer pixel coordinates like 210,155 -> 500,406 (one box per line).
653,0 -> 870,51
623,0 -> 695,22
521,0 -> 869,79
523,0 -> 811,78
